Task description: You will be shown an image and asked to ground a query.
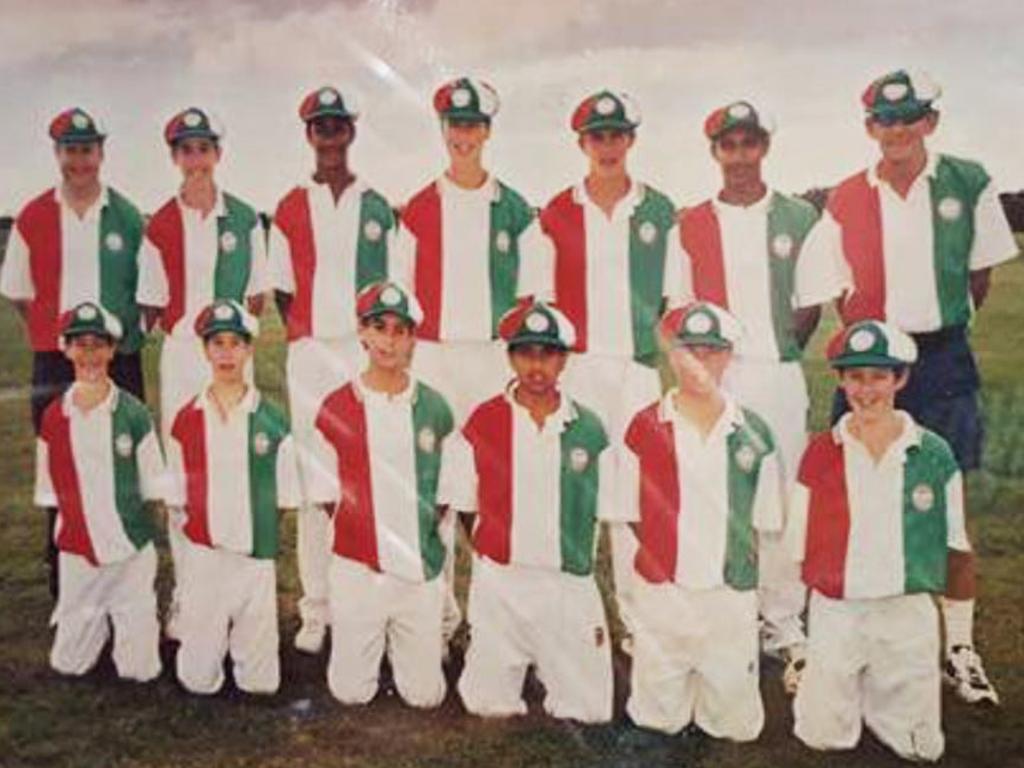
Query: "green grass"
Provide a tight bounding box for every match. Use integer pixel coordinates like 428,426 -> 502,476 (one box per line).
2,260 -> 1023,768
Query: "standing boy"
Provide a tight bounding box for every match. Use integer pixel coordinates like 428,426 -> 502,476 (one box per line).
165,300 -> 301,695
35,301 -> 164,682
307,281 -> 454,708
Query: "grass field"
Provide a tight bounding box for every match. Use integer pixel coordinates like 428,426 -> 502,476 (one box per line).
1,256 -> 1022,768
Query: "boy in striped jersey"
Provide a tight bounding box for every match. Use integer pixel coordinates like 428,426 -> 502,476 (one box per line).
621,302 -> 785,742
165,300 -> 301,695
35,302 -> 164,682
307,281 -> 454,708
789,320 -> 968,761
441,300 -> 615,724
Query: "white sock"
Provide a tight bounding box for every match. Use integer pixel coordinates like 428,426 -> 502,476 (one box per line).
941,597 -> 975,653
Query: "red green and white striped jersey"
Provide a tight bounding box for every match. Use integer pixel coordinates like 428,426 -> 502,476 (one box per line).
0,186 -> 146,352
166,387 -> 301,559
621,394 -> 783,590
827,153 -> 1018,332
34,385 -> 164,566
138,192 -> 268,336
538,182 -> 686,365
440,388 -> 611,576
309,377 -> 454,582
268,180 -> 398,341
394,175 -> 547,342
788,412 -> 969,600
679,191 -> 846,362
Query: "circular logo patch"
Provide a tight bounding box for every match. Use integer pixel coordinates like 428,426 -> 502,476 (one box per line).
105,232 -> 124,252
183,111 -> 203,128
771,233 -> 794,259
495,230 -> 511,254
912,483 -> 935,512
115,433 -> 133,458
319,89 -> 339,105
380,285 -> 402,306
685,312 -> 714,335
937,196 -> 963,221
77,305 -> 98,320
220,231 -> 237,253
848,328 -> 876,353
451,88 -> 472,108
525,311 -> 550,333
71,112 -> 90,130
727,102 -> 752,119
638,221 -> 658,244
363,219 -> 383,242
595,96 -> 617,116
417,427 -> 437,454
214,304 -> 235,321
881,82 -> 909,102
570,447 -> 590,472
253,432 -> 270,456
735,445 -> 757,473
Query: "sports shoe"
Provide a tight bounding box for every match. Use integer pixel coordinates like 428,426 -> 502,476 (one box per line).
944,645 -> 999,706
294,618 -> 327,654
782,645 -> 806,696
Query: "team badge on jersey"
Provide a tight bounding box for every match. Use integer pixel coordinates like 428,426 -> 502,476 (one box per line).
115,433 -> 134,458
937,196 -> 963,221
417,427 -> 437,454
638,220 -> 658,244
912,483 -> 935,512
105,232 -> 124,252
363,219 -> 383,242
253,432 -> 271,456
735,444 -> 757,473
494,230 -> 511,254
220,231 -> 238,253
570,447 -> 590,473
771,233 -> 794,259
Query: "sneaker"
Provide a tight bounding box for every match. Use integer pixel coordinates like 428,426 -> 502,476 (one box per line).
782,646 -> 806,696
294,619 -> 327,654
944,645 -> 999,706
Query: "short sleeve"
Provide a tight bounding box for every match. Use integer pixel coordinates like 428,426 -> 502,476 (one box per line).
784,481 -> 811,564
246,223 -> 271,296
945,470 -> 970,552
437,431 -> 477,512
752,450 -> 785,533
303,427 -> 341,506
389,221 -> 417,292
136,235 -> 170,308
0,225 -> 35,301
267,223 -> 296,294
662,223 -> 693,309
515,219 -> 555,301
969,179 -> 1021,271
795,213 -> 851,309
33,438 -> 57,507
609,446 -> 641,523
163,434 -> 187,507
136,428 -> 167,502
275,434 -> 303,509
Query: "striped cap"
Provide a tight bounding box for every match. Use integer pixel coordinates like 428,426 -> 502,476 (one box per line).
827,320 -> 918,368
49,108 -> 106,144
861,70 -> 941,124
194,299 -> 259,341
498,300 -> 577,351
58,301 -> 123,347
434,77 -> 500,123
164,107 -> 223,145
571,90 -> 641,133
659,301 -> 743,349
704,100 -> 772,140
356,281 -> 424,327
299,86 -> 359,123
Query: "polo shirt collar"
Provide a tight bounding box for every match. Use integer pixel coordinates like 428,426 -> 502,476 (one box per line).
438,172 -> 500,202
504,383 -> 578,430
62,381 -> 119,417
658,388 -> 745,439
572,177 -> 646,212
712,187 -> 773,214
55,184 -> 110,216
176,187 -> 226,218
199,384 -> 260,416
833,410 -> 923,458
307,176 -> 366,205
353,373 -> 416,406
866,152 -> 939,188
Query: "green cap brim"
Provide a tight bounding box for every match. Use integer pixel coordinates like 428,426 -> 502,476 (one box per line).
170,128 -> 219,144
442,111 -> 490,125
578,118 -> 636,134
55,134 -> 105,145
674,334 -> 732,349
868,102 -> 932,123
831,352 -> 906,369
63,329 -> 116,342
201,324 -> 253,342
359,308 -> 416,327
305,108 -> 356,123
508,335 -> 570,352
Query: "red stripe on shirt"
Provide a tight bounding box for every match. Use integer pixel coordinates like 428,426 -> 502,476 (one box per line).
40,400 -> 98,565
679,201 -> 729,309
799,432 -> 851,599
403,182 -> 444,341
145,198 -> 187,332
541,188 -> 588,352
273,187 -> 316,341
17,189 -> 63,351
172,399 -> 213,548
463,395 -> 514,565
828,171 -> 887,325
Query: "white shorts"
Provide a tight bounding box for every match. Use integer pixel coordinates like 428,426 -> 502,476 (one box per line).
794,590 -> 944,762
287,336 -> 365,625
175,542 -> 279,695
459,556 -> 613,723
50,544 -> 160,682
627,581 -> 763,741
327,556 -> 446,707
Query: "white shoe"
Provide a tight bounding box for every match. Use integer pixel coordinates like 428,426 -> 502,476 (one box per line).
294,619 -> 327,654
944,645 -> 1000,706
782,645 -> 807,696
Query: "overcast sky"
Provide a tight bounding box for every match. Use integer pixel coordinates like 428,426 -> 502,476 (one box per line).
2,0 -> 1022,215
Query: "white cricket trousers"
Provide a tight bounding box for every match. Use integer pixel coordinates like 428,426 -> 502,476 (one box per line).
459,556 -> 613,723
627,581 -> 763,741
287,336 -> 365,626
723,357 -> 809,653
327,555 -> 446,707
794,590 -> 944,762
175,542 -> 279,695
50,543 -> 161,682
